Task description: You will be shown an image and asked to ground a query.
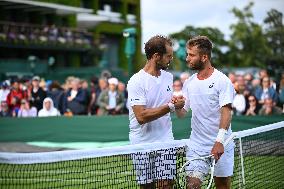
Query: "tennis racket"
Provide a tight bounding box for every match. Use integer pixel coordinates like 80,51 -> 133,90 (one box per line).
177,133 -> 236,189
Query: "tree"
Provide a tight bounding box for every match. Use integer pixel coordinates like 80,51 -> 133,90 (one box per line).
264,9 -> 284,77
228,2 -> 271,68
170,26 -> 228,68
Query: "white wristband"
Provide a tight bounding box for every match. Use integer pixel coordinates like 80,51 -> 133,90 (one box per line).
167,102 -> 175,113
216,128 -> 227,144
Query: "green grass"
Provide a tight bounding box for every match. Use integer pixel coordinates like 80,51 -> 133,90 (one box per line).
0,155 -> 283,189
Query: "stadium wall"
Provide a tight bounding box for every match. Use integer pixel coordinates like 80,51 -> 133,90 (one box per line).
0,115 -> 283,143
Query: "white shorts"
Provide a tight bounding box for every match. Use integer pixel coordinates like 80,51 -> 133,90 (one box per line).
185,146 -> 234,181
131,148 -> 177,184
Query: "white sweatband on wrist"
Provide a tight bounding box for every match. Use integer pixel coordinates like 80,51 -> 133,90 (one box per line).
167,102 -> 175,113
216,128 -> 227,144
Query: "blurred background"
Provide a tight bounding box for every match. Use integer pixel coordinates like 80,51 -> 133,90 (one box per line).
0,0 -> 283,151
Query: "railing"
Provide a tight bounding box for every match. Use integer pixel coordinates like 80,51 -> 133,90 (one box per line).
0,21 -> 93,50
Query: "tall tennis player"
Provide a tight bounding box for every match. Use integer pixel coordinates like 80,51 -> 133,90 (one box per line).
127,35 -> 185,189
176,36 -> 235,189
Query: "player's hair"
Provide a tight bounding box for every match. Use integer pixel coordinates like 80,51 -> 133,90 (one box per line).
186,36 -> 212,59
144,35 -> 172,60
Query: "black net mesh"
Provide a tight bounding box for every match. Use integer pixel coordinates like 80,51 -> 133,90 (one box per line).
0,125 -> 283,188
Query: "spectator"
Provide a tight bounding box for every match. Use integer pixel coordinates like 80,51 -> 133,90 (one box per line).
38,97 -> 60,117
17,99 -> 37,117
90,77 -> 108,115
278,72 -> 284,106
245,95 -> 261,116
255,76 -> 278,105
251,78 -> 261,94
0,101 -> 12,117
258,69 -> 268,80
64,78 -> 87,115
30,76 -> 46,111
232,81 -> 246,116
117,81 -> 128,114
258,98 -> 282,115
80,79 -> 91,114
244,73 -> 254,94
6,79 -> 27,115
0,80 -> 10,103
228,72 -> 237,84
179,71 -> 190,84
47,81 -> 64,114
97,77 -> 125,115
173,79 -> 183,97
88,76 -> 100,115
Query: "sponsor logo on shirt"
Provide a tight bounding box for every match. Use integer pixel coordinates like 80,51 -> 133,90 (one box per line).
167,85 -> 171,91
209,83 -> 214,88
131,98 -> 140,101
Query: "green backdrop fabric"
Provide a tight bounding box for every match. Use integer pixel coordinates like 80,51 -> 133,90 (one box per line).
0,115 -> 283,142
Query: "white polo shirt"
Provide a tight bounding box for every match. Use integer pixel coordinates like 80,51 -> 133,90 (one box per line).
127,69 -> 174,144
182,69 -> 235,152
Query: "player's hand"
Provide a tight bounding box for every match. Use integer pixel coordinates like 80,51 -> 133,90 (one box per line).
172,96 -> 185,109
211,141 -> 224,161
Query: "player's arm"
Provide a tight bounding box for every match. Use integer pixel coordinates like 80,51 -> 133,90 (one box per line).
211,103 -> 232,160
132,104 -> 171,125
132,97 -> 184,125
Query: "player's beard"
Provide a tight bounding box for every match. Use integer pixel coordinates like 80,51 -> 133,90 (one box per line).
189,59 -> 205,71
157,60 -> 170,70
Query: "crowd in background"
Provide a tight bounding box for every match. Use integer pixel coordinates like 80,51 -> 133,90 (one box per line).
0,21 -> 92,48
0,68 -> 283,118
0,70 -> 128,117
172,69 -> 284,116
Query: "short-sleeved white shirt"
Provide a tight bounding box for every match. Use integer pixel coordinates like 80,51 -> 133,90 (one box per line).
127,69 -> 174,144
182,69 -> 235,152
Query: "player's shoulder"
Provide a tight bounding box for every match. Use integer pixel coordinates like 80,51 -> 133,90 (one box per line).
215,69 -> 230,82
127,70 -> 146,89
161,70 -> 173,80
183,73 -> 197,86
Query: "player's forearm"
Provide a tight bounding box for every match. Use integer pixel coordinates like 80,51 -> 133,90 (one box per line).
215,105 -> 232,144
219,105 -> 232,130
136,104 -> 170,125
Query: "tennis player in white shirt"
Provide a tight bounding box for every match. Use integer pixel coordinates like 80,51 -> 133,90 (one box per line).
127,35 -> 185,189
176,36 -> 235,189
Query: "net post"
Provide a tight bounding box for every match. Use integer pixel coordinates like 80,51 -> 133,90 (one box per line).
238,137 -> 246,187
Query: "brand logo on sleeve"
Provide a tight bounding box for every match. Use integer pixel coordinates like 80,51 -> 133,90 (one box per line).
209,83 -> 214,88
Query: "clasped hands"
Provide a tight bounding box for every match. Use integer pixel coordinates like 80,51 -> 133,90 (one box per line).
171,95 -> 185,110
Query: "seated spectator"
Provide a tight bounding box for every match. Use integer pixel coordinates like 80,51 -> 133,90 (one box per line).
173,79 -> 183,97
47,81 -> 64,114
0,101 -> 12,117
17,99 -> 37,117
279,72 -> 284,106
255,76 -> 278,105
38,97 -> 60,117
6,79 -> 28,115
245,95 -> 261,116
64,78 -> 87,115
97,77 -> 125,116
232,81 -> 246,116
258,98 -> 282,116
180,72 -> 190,84
117,81 -> 128,114
0,80 -> 10,103
30,76 -> 46,112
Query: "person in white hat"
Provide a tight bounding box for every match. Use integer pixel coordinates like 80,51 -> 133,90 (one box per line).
38,97 -> 60,117
97,77 -> 125,115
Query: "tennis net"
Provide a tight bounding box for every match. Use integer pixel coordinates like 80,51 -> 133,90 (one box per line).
0,121 -> 283,188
